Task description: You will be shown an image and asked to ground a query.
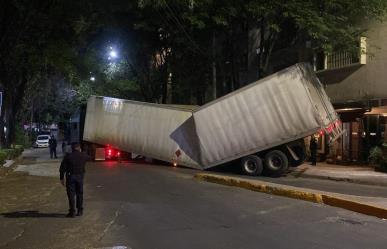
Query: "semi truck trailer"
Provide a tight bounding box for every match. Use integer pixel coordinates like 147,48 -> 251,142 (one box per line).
81,63 -> 343,176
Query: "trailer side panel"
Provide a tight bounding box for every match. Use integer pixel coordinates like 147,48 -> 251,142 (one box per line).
83,97 -> 201,168
191,64 -> 334,168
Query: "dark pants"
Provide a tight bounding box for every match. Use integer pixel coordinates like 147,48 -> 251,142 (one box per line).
66,174 -> 84,214
311,150 -> 317,165
50,147 -> 57,158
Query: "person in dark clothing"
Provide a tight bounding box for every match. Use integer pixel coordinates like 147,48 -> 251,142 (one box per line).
49,135 -> 57,159
310,135 -> 318,166
59,143 -> 91,217
61,141 -> 66,155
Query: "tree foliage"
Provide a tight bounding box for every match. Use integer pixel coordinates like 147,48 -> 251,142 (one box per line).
1,0 -> 387,146
0,0 -> 98,147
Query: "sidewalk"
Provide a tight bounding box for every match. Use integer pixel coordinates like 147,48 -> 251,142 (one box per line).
290,162 -> 387,186
0,148 -> 63,178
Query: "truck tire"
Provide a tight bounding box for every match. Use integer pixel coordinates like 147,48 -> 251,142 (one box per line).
240,155 -> 263,176
264,150 -> 289,176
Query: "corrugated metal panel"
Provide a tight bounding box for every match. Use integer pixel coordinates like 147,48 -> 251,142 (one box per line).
191,63 -> 334,168
83,97 -> 201,168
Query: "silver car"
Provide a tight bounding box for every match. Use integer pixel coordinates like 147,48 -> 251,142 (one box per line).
34,135 -> 50,148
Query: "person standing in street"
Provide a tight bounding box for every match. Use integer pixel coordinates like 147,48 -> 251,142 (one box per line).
61,140 -> 66,155
59,143 -> 91,218
310,135 -> 318,166
49,135 -> 57,159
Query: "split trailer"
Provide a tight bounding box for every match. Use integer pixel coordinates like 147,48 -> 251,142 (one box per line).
81,63 -> 343,176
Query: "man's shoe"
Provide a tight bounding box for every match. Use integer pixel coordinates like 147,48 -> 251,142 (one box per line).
76,210 -> 83,216
66,212 -> 75,218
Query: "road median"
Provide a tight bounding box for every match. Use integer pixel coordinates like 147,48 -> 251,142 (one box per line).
194,173 -> 387,219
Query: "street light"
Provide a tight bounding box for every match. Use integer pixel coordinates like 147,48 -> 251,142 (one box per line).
108,46 -> 118,60
90,76 -> 96,81
109,50 -> 118,58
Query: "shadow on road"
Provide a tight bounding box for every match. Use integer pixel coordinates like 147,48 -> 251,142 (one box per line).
1,210 -> 66,218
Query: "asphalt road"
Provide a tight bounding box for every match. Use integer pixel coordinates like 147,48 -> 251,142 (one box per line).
213,163 -> 387,198
1,154 -> 387,248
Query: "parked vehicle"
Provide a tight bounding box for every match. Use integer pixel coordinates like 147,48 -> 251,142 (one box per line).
80,63 -> 343,176
34,135 -> 50,148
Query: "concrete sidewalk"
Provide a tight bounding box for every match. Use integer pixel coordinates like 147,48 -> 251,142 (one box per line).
289,162 -> 387,186
195,172 -> 387,219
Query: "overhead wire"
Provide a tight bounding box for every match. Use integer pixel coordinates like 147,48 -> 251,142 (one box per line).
162,0 -> 208,57
154,6 -> 200,55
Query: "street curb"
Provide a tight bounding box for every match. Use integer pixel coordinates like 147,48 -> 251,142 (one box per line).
194,173 -> 387,219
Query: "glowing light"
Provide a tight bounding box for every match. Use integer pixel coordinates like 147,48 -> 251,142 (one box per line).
90,76 -> 95,81
326,124 -> 333,133
109,50 -> 118,58
173,162 -> 177,167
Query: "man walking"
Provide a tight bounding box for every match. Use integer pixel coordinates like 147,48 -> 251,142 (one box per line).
49,135 -> 57,159
59,143 -> 90,218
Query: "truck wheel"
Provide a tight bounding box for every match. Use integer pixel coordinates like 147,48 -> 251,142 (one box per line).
264,150 -> 289,176
240,155 -> 263,176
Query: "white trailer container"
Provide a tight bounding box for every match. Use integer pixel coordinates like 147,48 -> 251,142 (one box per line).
83,63 -> 342,176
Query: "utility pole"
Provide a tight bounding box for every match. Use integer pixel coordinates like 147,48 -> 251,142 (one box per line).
212,31 -> 217,100
166,72 -> 172,104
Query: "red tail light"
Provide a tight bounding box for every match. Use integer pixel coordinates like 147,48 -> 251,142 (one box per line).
117,151 -> 121,156
326,124 -> 333,133
108,149 -> 112,155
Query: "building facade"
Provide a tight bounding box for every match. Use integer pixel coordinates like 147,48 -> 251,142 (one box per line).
315,21 -> 387,164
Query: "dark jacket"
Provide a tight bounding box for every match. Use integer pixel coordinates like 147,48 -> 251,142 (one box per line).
310,137 -> 318,151
49,138 -> 57,149
60,150 -> 91,180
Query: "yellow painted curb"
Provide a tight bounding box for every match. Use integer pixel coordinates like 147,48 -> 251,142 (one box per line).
195,173 -> 387,219
322,195 -> 387,219
194,174 -> 323,203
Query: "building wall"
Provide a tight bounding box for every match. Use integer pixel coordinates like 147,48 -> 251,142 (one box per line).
324,21 -> 387,103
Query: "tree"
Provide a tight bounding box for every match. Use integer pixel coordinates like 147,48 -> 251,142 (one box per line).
0,0 -> 99,147
72,0 -> 387,105
3,0 -> 387,147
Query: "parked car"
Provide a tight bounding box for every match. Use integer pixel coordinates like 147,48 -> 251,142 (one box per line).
34,135 -> 50,148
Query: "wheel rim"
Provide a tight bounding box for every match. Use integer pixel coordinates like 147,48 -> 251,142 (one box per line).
244,160 -> 257,173
270,155 -> 283,169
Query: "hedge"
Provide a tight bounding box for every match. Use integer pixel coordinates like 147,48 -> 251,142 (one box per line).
0,151 -> 6,165
0,145 -> 25,166
2,149 -> 15,160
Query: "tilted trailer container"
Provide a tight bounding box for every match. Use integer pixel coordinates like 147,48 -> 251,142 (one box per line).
82,63 -> 343,176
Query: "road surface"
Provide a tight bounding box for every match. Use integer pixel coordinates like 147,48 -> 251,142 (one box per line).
0,150 -> 386,248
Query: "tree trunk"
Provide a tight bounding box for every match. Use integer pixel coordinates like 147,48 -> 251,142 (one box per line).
257,18 -> 265,79
212,31 -> 217,100
0,100 -> 5,149
6,106 -> 15,148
